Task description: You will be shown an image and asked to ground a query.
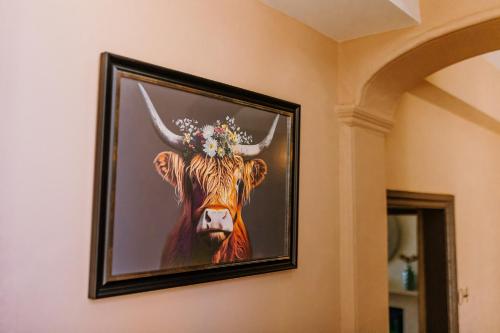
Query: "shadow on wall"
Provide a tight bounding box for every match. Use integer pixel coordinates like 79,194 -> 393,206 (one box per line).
410,82 -> 500,135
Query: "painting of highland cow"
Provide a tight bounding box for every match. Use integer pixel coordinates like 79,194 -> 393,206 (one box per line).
89,53 -> 299,298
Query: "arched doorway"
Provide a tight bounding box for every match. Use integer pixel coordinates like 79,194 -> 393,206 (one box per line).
337,16 -> 500,333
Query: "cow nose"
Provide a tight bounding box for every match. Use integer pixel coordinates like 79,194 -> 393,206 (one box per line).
197,208 -> 234,235
205,209 -> 227,223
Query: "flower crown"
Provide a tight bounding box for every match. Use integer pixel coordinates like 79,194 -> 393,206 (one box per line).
174,116 -> 253,158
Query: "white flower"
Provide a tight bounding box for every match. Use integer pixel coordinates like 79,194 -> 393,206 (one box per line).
203,137 -> 218,157
202,125 -> 215,139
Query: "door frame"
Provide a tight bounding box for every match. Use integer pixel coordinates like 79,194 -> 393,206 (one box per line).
387,190 -> 459,333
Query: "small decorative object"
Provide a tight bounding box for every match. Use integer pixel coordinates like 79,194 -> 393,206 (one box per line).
89,53 -> 300,298
400,254 -> 418,291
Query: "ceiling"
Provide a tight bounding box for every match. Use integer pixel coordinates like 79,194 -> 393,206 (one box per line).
260,0 -> 421,41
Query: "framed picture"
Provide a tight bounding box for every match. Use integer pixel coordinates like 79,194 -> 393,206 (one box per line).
89,53 -> 300,298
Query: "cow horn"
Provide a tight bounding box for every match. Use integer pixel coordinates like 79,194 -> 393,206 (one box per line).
234,114 -> 279,157
138,83 -> 184,151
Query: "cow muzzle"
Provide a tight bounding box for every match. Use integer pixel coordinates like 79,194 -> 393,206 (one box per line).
196,208 -> 234,243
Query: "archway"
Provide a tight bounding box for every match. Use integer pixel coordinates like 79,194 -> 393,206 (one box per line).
337,15 -> 500,333
359,17 -> 500,119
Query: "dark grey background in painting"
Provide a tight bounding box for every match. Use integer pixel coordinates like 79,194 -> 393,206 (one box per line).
111,77 -> 292,275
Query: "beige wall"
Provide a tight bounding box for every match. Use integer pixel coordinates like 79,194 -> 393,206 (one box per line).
427,56 -> 500,121
386,87 -> 500,332
0,1 -> 340,332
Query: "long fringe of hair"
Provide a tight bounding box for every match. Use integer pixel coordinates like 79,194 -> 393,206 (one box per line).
160,154 -> 256,268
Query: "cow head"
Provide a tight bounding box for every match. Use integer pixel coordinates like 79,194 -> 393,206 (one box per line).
153,152 -> 267,248
138,83 -> 278,249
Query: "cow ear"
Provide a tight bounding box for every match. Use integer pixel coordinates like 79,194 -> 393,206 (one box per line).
245,159 -> 268,188
154,151 -> 185,188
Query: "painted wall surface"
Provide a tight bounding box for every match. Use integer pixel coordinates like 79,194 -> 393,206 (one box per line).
386,87 -> 500,332
0,1 -> 339,332
427,56 -> 500,122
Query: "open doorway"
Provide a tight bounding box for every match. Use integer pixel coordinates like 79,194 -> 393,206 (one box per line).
387,190 -> 459,333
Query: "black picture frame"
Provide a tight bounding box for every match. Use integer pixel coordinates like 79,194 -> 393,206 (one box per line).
89,53 -> 300,299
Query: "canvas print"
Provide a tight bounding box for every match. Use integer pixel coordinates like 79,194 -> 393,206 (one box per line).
89,53 -> 300,298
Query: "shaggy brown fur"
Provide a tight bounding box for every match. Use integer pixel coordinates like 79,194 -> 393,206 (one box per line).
154,152 -> 267,269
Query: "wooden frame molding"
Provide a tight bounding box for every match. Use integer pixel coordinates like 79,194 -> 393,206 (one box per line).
387,190 -> 459,333
89,53 -> 301,298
